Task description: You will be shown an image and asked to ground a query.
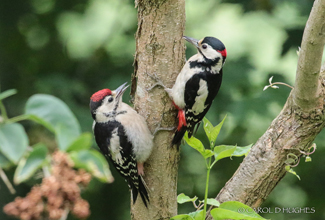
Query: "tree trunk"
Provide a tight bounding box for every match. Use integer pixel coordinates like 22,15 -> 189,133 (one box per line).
206,0 -> 325,219
130,0 -> 185,219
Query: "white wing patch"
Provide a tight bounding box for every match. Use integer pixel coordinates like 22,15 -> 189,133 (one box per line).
192,79 -> 208,115
110,127 -> 123,165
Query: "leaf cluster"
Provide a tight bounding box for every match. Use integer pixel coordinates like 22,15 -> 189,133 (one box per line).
0,89 -> 113,187
172,117 -> 266,220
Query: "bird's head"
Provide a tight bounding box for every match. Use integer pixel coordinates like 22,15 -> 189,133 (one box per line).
184,36 -> 227,65
90,82 -> 129,120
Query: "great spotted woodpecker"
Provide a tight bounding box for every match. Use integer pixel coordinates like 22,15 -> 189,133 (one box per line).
90,82 -> 153,207
150,36 -> 227,145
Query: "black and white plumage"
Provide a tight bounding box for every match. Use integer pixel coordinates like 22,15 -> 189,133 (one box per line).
166,36 -> 227,145
90,83 -> 153,207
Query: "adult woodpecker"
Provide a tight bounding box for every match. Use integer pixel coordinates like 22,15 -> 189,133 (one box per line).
151,36 -> 227,145
90,82 -> 153,207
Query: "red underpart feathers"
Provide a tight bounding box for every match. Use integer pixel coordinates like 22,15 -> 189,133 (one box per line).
172,101 -> 187,131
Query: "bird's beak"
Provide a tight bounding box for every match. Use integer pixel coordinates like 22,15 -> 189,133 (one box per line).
183,36 -> 199,49
114,82 -> 129,99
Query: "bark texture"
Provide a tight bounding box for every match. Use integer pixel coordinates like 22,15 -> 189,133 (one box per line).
206,0 -> 325,219
131,0 -> 185,219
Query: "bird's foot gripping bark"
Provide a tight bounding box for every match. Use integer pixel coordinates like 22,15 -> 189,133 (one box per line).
152,112 -> 176,136
145,72 -> 171,93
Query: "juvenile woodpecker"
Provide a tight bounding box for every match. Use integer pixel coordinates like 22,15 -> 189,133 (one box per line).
152,36 -> 227,145
90,82 -> 153,207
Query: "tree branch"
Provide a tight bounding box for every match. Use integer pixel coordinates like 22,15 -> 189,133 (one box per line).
131,0 -> 185,219
206,1 -> 325,219
293,0 -> 325,110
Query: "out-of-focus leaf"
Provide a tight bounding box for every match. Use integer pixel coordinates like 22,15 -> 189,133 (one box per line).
184,132 -> 214,159
0,89 -> 17,100
189,210 -> 204,220
177,193 -> 198,204
25,94 -> 81,151
0,123 -> 28,164
14,143 -> 48,184
66,132 -> 93,152
0,152 -> 13,169
170,214 -> 194,220
69,149 -> 113,183
214,145 -> 236,161
211,201 -> 268,220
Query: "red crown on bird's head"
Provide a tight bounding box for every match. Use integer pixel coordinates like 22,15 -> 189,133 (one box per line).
90,89 -> 112,102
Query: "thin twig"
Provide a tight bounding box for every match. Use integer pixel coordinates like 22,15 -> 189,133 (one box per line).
0,167 -> 16,194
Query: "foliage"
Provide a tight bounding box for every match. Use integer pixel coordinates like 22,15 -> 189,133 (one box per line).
171,117 -> 265,220
0,89 -> 113,219
1,0 -> 322,219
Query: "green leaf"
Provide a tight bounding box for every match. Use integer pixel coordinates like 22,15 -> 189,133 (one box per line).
184,132 -> 205,153
0,89 -> 17,100
0,152 -> 13,169
214,145 -> 236,161
177,193 -> 198,204
184,132 -> 214,159
285,166 -> 301,180
206,198 -> 220,207
232,144 -> 253,157
14,143 -> 48,184
25,94 -> 81,151
69,149 -> 114,183
26,114 -> 55,132
211,201 -> 268,220
66,132 -> 93,152
0,123 -> 28,164
170,214 -> 194,220
209,115 -> 227,145
202,117 -> 214,143
189,210 -> 204,220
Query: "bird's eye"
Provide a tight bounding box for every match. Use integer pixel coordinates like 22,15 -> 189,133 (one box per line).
202,44 -> 207,49
108,97 -> 113,103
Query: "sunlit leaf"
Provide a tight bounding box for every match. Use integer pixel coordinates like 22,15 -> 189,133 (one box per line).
211,201 -> 268,220
209,115 -> 226,145
0,123 -> 28,164
0,89 -> 17,100
184,133 -> 214,159
285,165 -> 301,180
202,117 -> 214,143
184,132 -> 204,154
66,132 -> 93,152
25,94 -> 81,151
232,144 -> 252,157
14,143 -> 48,184
177,193 -> 198,204
214,145 -> 236,161
69,149 -> 114,183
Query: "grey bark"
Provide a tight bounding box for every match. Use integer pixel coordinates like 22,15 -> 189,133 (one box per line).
130,0 -> 185,219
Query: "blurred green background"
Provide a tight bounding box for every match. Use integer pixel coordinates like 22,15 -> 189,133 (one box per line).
1,0 -> 325,219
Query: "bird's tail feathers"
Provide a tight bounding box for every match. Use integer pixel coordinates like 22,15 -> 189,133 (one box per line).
130,176 -> 150,207
172,126 -> 187,146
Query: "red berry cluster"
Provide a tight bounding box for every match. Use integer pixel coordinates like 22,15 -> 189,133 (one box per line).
3,151 -> 92,220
